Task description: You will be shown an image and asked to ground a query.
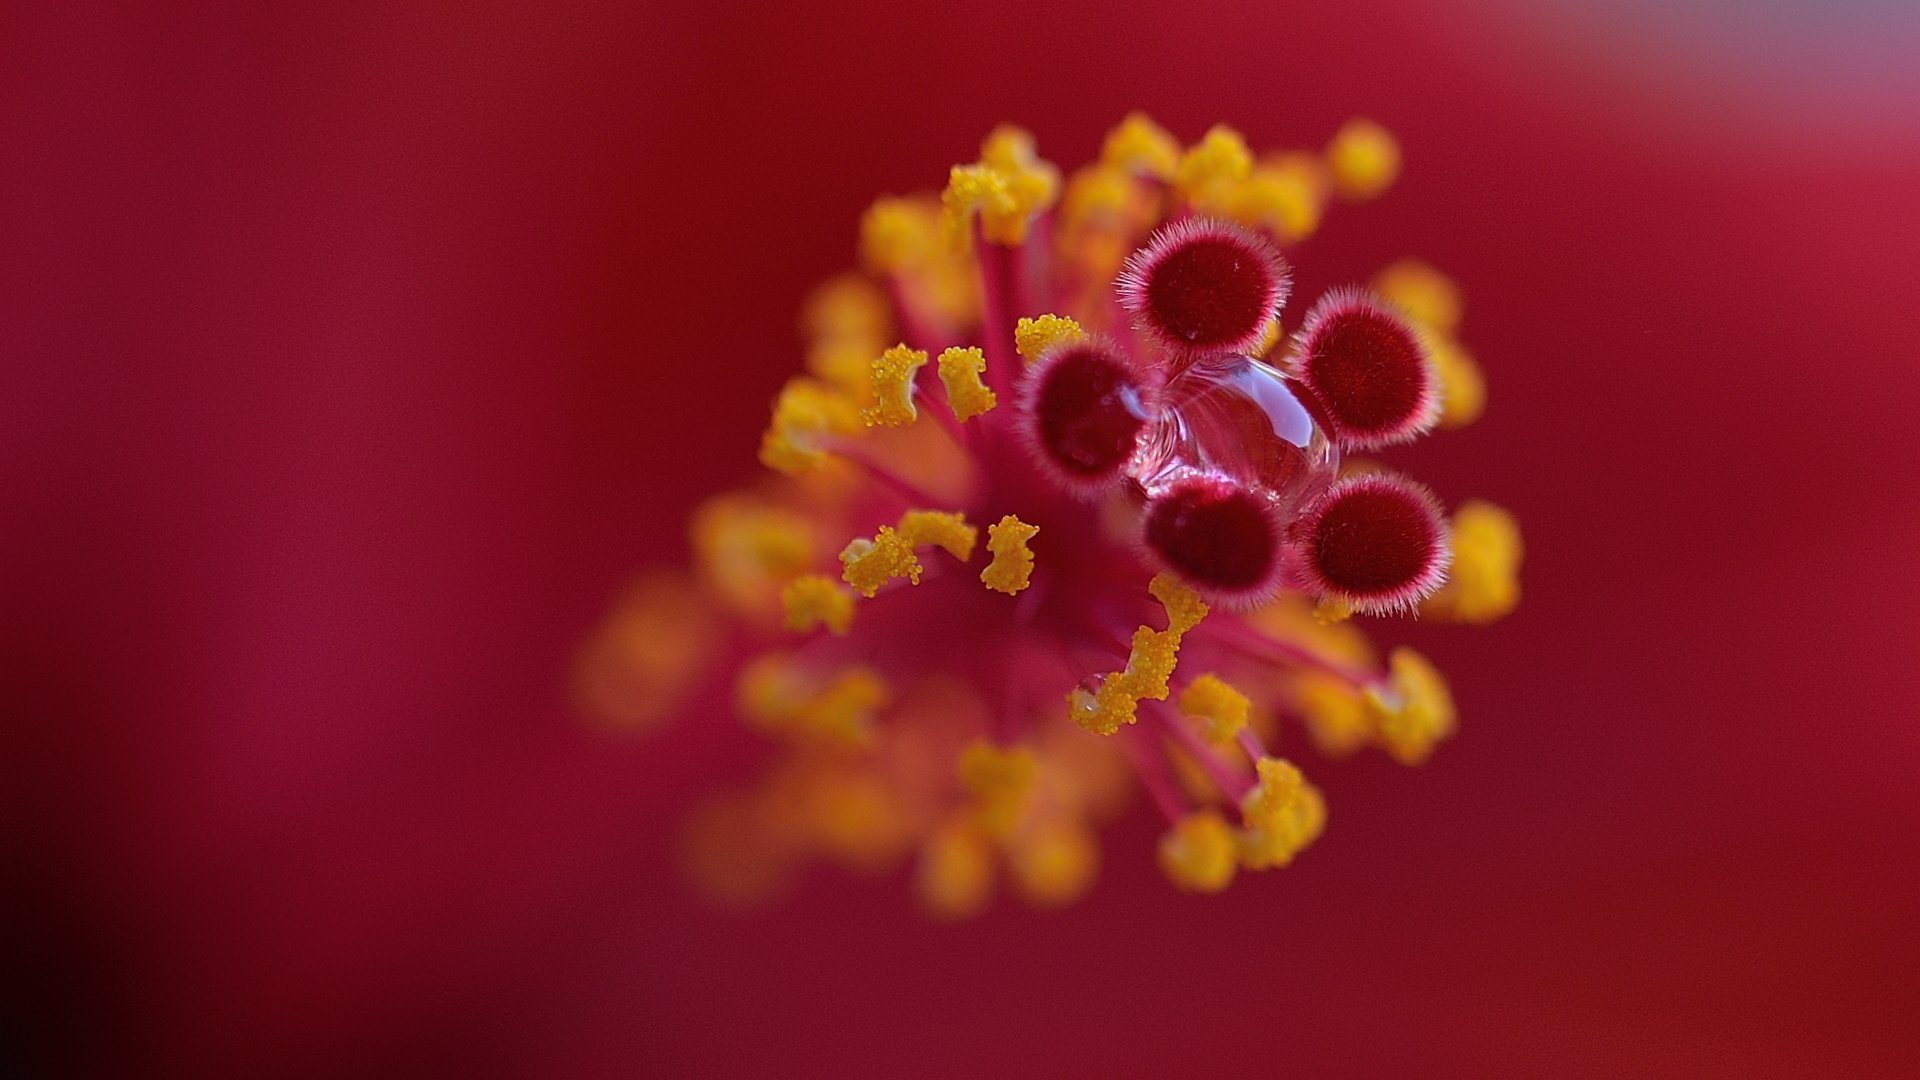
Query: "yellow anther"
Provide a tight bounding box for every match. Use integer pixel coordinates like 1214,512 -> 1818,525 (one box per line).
935,346 -> 997,422
1158,810 -> 1238,893
897,508 -> 978,561
1326,118 -> 1401,201
1293,672 -> 1374,757
802,766 -> 912,871
1178,673 -> 1251,745
759,377 -> 864,475
780,574 -> 856,636
1233,157 -> 1328,243
981,514 -> 1039,595
735,653 -> 890,747
1239,778 -> 1325,870
1239,757 -> 1305,828
1313,596 -> 1353,624
1071,574 -> 1208,735
943,130 -> 1060,248
916,818 -> 995,920
1007,816 -> 1099,908
1149,572 -> 1209,635
1101,111 -> 1181,180
1175,124 -> 1253,208
1428,336 -> 1487,429
839,526 -> 922,598
1366,647 -> 1457,765
860,195 -> 940,275
860,344 -> 930,428
801,273 -> 891,344
1373,259 -> 1463,336
691,495 -> 818,613
1013,313 -> 1085,363
1423,500 -> 1522,623
1251,316 -> 1282,358
960,740 -> 1039,838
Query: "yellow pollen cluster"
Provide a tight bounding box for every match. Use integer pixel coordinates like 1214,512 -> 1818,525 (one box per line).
839,527 -> 922,598
840,509 -> 978,598
941,125 -> 1061,246
860,196 -> 939,276
935,346 -> 997,422
759,377 -> 864,475
1100,111 -> 1181,180
1366,648 -> 1457,765
1013,313 -> 1085,362
736,653 -> 891,747
1423,500 -> 1522,623
897,509 -> 978,561
1175,124 -> 1254,210
1326,118 -> 1401,201
1238,757 -> 1326,869
1232,152 -> 1331,244
1158,810 -> 1238,893
780,574 -> 855,636
959,741 -> 1039,839
1178,673 -> 1251,745
980,514 -> 1039,595
860,344 -> 930,428
1293,672 -> 1374,757
691,495 -> 818,616
1071,574 -> 1209,735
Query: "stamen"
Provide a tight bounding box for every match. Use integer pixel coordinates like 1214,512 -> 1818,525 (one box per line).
981,515 -> 1039,595
861,344 -> 931,428
935,345 -> 997,422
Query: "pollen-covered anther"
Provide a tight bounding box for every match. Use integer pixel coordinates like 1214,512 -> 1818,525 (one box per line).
1295,472 -> 1451,615
839,527 -> 922,598
959,741 -> 1038,839
981,515 -> 1039,595
759,378 -> 863,475
1289,287 -> 1438,449
736,654 -> 890,747
1178,673 -> 1251,745
1141,474 -> 1288,602
1069,574 -> 1207,735
1019,339 -> 1152,492
1238,758 -> 1325,870
1422,499 -> 1522,623
1158,810 -> 1238,893
780,574 -> 856,636
1117,218 -> 1290,357
898,509 -> 978,562
935,346 -> 997,422
1325,118 -> 1400,201
941,128 -> 1060,247
1013,313 -> 1084,363
860,344 -> 930,428
1101,111 -> 1181,181
1365,647 -> 1456,765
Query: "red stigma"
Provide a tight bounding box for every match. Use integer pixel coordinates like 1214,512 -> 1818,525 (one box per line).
1290,288 -> 1437,450
1118,219 -> 1289,357
1295,473 -> 1450,613
1141,474 -> 1285,601
1020,340 -> 1153,491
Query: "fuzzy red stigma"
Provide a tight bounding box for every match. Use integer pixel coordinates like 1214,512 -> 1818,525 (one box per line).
1117,218 -> 1290,357
1294,472 -> 1450,614
1141,474 -> 1286,601
1289,288 -> 1438,450
1019,340 -> 1153,491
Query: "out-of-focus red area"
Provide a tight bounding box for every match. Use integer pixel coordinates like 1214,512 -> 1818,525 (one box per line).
4,2 -> 1917,1076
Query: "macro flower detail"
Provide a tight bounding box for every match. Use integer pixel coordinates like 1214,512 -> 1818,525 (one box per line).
579,114 -> 1523,915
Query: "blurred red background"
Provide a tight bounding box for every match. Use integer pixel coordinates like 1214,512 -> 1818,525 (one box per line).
5,1 -> 1918,1076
